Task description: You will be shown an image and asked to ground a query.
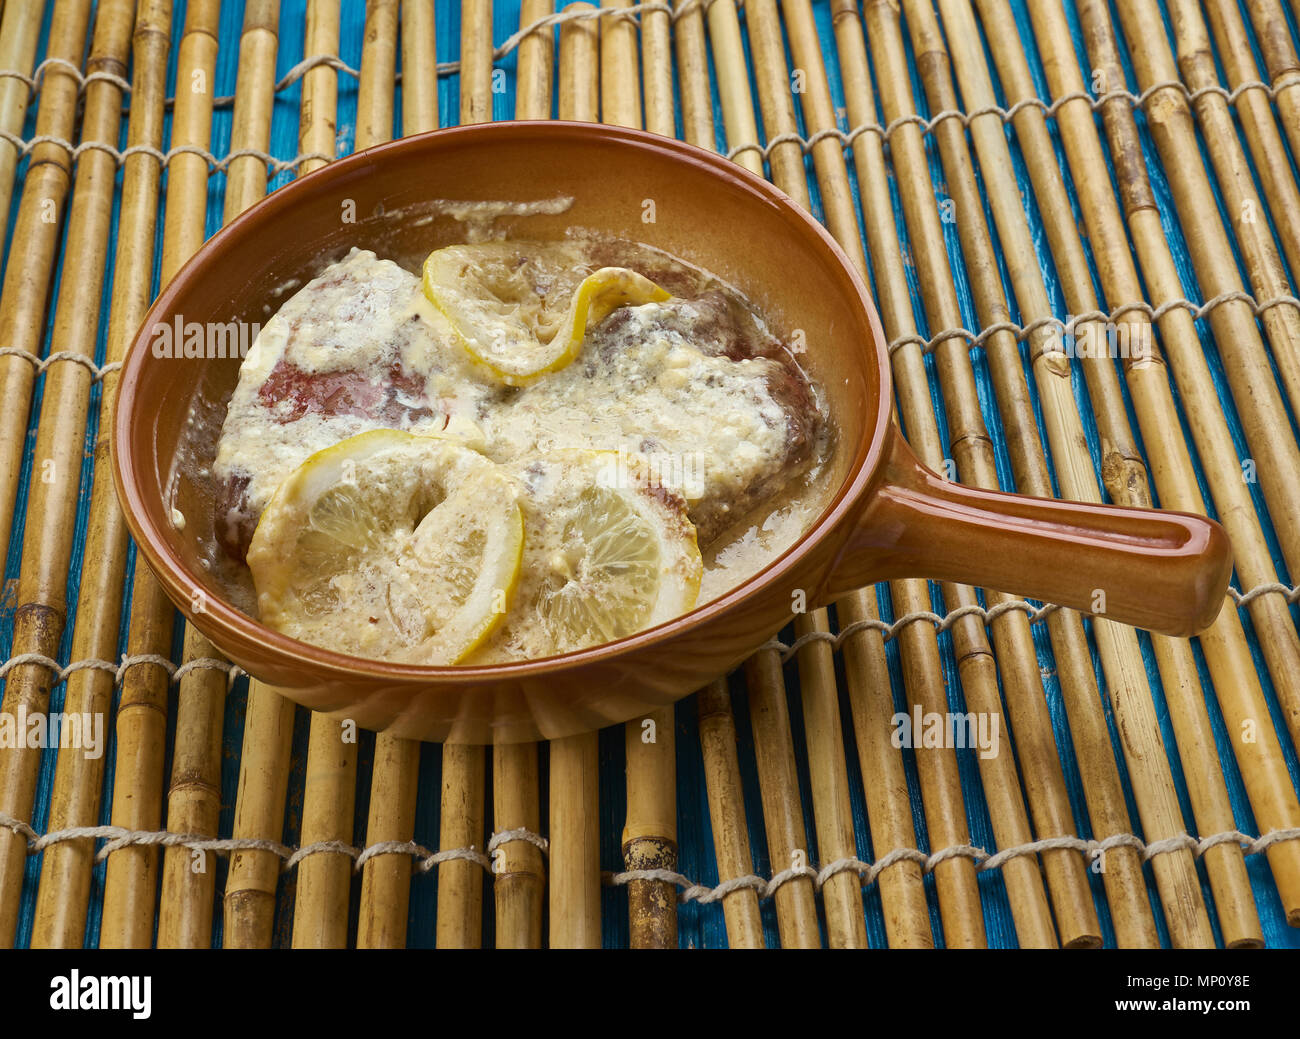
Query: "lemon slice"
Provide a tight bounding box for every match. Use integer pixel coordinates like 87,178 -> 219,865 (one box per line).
485,450 -> 702,658
246,429 -> 523,665
422,241 -> 671,385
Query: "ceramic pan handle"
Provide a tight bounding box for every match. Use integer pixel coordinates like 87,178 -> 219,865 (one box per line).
828,433 -> 1233,637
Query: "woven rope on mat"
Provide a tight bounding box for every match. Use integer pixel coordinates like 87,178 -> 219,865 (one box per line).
0,652 -> 243,690
4,72 -> 1300,184
0,2 -> 1293,135
4,808 -> 1296,907
0,3 -> 723,102
723,75 -> 1300,162
1,579 -> 1295,687
885,293 -> 1300,356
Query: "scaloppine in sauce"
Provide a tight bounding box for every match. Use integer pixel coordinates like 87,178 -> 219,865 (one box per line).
208,237 -> 832,664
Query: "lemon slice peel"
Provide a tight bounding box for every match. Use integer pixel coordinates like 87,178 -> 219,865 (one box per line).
422,244 -> 670,385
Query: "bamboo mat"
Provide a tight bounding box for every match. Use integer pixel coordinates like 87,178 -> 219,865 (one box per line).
2,0 -> 1300,949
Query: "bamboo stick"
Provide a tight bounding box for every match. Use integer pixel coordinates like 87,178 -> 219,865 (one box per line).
113,0 -> 261,951
1081,0 -> 1300,936
400,0 -> 438,134
0,0 -> 45,253
599,0 -> 639,127
623,712 -> 678,948
639,0 -> 670,137
1085,0 -> 1294,943
222,682 -> 295,948
13,0 -> 132,948
1243,0 -> 1300,175
484,4 -> 547,950
514,0 -> 553,120
94,9 -> 173,950
0,0 -> 97,949
151,0 -> 224,950
938,0 -> 1212,948
695,680 -> 764,948
781,0 -> 991,949
545,5 -> 603,950
671,0 -> 712,149
1105,1 -> 1300,585
291,711 -> 357,948
153,2 -> 231,930
356,0 -> 398,149
297,0 -> 338,177
435,743 -> 486,947
792,614 -> 869,947
703,0 -> 762,176
100,616 -> 179,934
1168,19 -> 1300,707
291,0 -> 372,951
745,0 -> 807,201
142,4 -> 225,947
1012,0 -> 1264,950
548,734 -> 601,947
835,0 -> 1076,949
1165,0 -> 1300,427
492,742 -> 544,947
0,0 -> 85,562
356,0 -> 438,951
946,0 -> 1206,951
743,651 -> 821,948
460,0 -> 493,124
224,1 -> 279,219
598,0 -> 678,949
845,0 -> 1082,949
685,0 -> 867,949
223,0 -> 345,946
357,734 -> 420,949
836,592 -> 933,948
558,3 -> 598,123
100,613 -> 177,948
803,3 -> 1007,952
1082,0 -> 1300,931
155,637 -> 226,949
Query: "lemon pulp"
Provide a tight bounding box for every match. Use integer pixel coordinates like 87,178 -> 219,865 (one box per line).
247,429 -> 523,664
469,450 -> 703,661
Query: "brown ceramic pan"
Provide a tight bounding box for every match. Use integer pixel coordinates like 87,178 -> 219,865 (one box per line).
112,122 -> 1232,742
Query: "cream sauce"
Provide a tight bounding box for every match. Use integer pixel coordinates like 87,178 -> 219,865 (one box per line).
208,240 -> 832,644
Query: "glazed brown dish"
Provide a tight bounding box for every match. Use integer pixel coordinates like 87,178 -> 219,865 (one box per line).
113,122 -> 1233,742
